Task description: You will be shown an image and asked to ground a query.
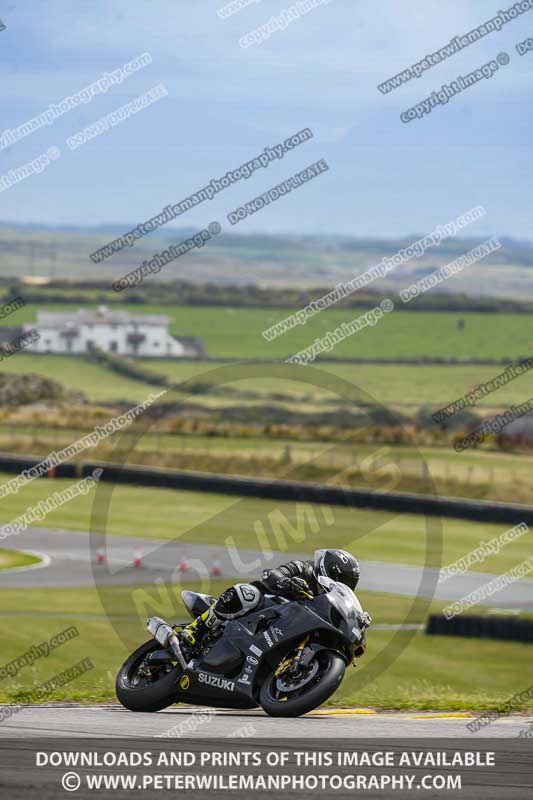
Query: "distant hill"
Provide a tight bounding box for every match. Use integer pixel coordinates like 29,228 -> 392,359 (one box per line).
1,221 -> 532,299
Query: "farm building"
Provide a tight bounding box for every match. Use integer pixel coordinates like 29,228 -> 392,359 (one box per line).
21,306 -> 203,358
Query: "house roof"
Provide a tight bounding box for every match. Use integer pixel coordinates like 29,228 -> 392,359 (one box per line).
35,307 -> 169,328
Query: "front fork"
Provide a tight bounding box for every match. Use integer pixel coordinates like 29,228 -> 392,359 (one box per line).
275,635 -> 310,678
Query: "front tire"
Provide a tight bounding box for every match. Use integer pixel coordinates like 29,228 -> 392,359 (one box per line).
259,650 -> 345,717
116,639 -> 182,712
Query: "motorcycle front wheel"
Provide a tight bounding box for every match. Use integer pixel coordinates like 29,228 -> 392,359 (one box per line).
259,649 -> 345,717
116,639 -> 182,712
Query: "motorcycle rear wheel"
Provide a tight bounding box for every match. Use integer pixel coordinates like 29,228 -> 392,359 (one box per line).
259,649 -> 345,717
116,639 -> 182,712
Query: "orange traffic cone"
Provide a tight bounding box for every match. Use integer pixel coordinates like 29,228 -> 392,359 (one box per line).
96,547 -> 106,564
133,546 -> 142,568
210,560 -> 222,577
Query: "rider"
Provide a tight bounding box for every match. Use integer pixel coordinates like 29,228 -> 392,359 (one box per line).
180,548 -> 368,656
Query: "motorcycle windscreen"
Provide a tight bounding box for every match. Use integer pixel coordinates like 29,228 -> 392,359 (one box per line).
318,576 -> 363,640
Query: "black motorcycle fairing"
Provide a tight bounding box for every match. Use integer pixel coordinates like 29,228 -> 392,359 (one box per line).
308,593 -> 366,644
181,590 -> 217,618
173,601 -> 348,705
201,637 -> 243,672
145,648 -> 175,665
170,678 -> 258,710
299,640 -> 349,668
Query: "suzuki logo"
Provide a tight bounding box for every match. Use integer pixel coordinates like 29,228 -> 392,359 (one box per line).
198,672 -> 235,692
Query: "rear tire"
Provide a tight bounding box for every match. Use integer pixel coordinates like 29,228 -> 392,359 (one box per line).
259,650 -> 345,718
116,639 -> 182,712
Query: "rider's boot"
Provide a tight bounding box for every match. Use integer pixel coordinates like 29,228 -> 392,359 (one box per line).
180,603 -> 222,653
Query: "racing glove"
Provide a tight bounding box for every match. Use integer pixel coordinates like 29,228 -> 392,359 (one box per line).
353,612 -> 372,659
275,576 -> 312,599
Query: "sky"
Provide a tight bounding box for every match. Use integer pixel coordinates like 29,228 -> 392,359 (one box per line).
0,0 -> 531,240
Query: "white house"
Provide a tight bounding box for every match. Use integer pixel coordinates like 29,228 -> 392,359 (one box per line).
23,307 -> 203,358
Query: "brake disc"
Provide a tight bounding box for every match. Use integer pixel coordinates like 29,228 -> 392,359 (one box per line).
276,659 -> 319,692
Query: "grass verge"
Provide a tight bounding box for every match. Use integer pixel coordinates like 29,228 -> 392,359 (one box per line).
0,548 -> 41,570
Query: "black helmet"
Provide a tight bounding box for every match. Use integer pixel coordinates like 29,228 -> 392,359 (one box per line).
314,549 -> 360,590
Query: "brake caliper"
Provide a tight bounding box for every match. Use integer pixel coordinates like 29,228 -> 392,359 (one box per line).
275,655 -> 293,678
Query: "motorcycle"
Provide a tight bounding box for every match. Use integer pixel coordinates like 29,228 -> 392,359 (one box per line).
116,576 -> 372,717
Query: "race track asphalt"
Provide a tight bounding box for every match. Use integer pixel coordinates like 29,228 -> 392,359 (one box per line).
1,527 -> 532,611
0,704 -> 530,738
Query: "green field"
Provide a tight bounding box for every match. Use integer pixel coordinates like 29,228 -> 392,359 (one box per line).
1,474 -> 531,576
0,355 -> 157,404
143,359 -> 533,410
3,302 -> 533,360
3,353 -> 533,413
0,583 -> 531,711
